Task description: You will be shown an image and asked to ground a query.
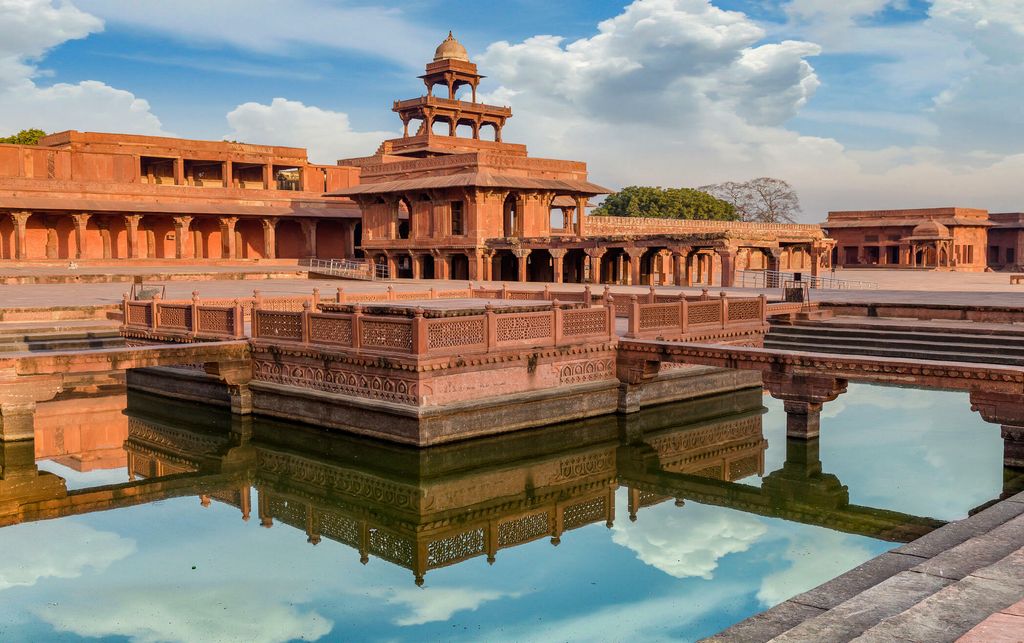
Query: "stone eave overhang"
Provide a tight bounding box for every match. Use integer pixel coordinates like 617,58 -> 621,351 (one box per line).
327,172 -> 611,197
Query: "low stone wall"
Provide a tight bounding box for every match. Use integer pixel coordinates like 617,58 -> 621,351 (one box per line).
822,302 -> 1024,323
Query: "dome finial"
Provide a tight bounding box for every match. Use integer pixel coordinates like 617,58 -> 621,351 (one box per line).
434,31 -> 470,62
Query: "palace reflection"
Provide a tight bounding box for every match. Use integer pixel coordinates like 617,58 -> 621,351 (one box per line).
1,385 -> 1019,586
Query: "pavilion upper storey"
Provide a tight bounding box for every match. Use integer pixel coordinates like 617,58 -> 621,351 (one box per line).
0,131 -> 359,195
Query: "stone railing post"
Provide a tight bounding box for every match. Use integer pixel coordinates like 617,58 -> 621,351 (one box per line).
720,292 -> 729,329
301,302 -> 311,344
501,283 -> 509,299
759,294 -> 768,323
336,287 -> 344,303
485,304 -> 497,349
233,299 -> 244,337
552,300 -> 563,345
680,293 -> 689,335
121,293 -> 129,327
312,288 -> 320,310
191,291 -> 200,337
429,287 -> 437,299
648,285 -> 656,304
412,308 -> 427,354
627,295 -> 640,338
387,285 -> 395,301
351,304 -> 363,349
701,288 -> 709,301
151,294 -> 161,332
584,285 -> 593,307
605,298 -> 615,339
252,289 -> 263,310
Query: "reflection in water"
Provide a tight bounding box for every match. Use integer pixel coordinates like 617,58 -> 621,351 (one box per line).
0,383 -> 1014,641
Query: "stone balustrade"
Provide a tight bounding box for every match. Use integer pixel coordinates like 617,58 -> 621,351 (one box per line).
625,292 -> 768,341
252,299 -> 615,358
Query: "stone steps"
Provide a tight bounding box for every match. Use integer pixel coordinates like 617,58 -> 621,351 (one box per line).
703,492 -> 1024,642
0,321 -> 124,353
765,322 -> 1024,366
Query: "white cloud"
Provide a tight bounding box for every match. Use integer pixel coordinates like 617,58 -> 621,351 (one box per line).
0,521 -> 134,591
77,0 -> 437,68
225,97 -> 394,164
612,501 -> 767,579
371,586 -> 523,626
756,530 -> 876,606
0,0 -> 165,135
37,585 -> 333,643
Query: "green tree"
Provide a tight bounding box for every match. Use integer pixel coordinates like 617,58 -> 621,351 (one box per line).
592,185 -> 738,220
0,128 -> 47,145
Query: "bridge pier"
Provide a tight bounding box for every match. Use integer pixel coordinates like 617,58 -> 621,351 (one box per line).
0,375 -> 64,442
969,391 -> 1024,468
763,373 -> 847,440
761,437 -> 849,509
202,361 -> 253,415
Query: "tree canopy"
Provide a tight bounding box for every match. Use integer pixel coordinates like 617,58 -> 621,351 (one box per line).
592,185 -> 738,220
0,128 -> 47,145
700,177 -> 802,224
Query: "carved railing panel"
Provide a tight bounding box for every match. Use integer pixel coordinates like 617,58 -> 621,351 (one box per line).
426,317 -> 486,351
426,528 -> 485,568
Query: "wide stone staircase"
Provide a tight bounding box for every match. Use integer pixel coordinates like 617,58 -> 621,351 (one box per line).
706,491 -> 1024,642
0,320 -> 124,353
764,318 -> 1024,367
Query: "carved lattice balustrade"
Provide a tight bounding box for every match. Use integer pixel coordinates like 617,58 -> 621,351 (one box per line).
624,291 -> 768,341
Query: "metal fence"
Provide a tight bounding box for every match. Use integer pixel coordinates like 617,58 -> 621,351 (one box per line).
736,270 -> 878,290
300,258 -> 390,281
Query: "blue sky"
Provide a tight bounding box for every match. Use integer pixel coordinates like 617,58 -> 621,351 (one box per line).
2,0 -> 1023,220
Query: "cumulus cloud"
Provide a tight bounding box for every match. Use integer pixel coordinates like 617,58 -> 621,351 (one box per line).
37,586 -> 333,643
0,0 -> 165,135
369,586 -> 523,626
0,521 -> 134,591
756,529 -> 877,606
612,501 -> 767,579
225,97 -> 395,164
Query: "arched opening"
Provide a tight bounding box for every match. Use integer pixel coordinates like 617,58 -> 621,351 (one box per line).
80,218 -> 104,259
105,217 -> 127,259
398,198 -> 412,240
275,220 -> 305,259
353,222 -> 364,259
316,220 -> 347,259
236,219 -> 264,259
455,122 -> 474,138
396,253 -> 413,279
140,216 -> 174,259
563,249 -> 587,283
640,248 -> 666,286
23,214 -> 49,259
503,194 -> 518,238
480,122 -> 498,142
600,248 -> 627,284
527,249 -> 553,282
191,218 -> 221,259
450,253 -> 470,280
491,250 -> 518,281
420,253 -> 435,279
431,118 -> 452,136
51,217 -> 75,259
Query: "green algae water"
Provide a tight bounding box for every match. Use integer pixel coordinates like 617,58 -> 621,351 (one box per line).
0,383 -> 1009,642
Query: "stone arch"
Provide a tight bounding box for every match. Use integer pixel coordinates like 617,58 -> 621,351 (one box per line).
449,253 -> 470,280
419,253 -> 435,279
140,216 -> 174,259
275,220 -> 305,259
191,218 -> 221,259
491,249 -> 517,281
527,249 -> 554,282
235,218 -> 264,259
503,193 -> 518,238
563,249 -> 587,283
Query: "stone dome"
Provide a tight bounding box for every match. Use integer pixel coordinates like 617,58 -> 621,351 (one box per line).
910,220 -> 951,239
434,31 -> 470,62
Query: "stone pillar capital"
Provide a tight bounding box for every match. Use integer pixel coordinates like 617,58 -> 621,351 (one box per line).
512,248 -> 531,259
262,217 -> 278,231
71,213 -> 91,227
585,247 -> 606,259
175,215 -> 195,228
548,248 -> 567,259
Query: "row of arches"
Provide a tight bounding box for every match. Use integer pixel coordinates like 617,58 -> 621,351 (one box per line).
0,213 -> 360,261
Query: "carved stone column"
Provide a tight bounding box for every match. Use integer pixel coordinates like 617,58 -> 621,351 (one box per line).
716,246 -> 737,288
549,248 -> 566,283
219,216 -> 237,260
125,214 -> 142,259
262,218 -> 277,259
574,195 -> 587,236
672,246 -> 691,287
300,219 -> 317,258
585,247 -> 606,284
70,213 -> 90,259
10,211 -> 30,260
764,373 -> 848,439
172,216 -> 193,260
513,248 -> 531,282
625,247 -> 645,286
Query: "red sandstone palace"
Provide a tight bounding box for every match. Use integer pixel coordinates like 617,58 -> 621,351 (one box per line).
2,33 -> 1020,279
